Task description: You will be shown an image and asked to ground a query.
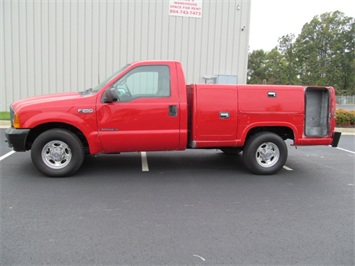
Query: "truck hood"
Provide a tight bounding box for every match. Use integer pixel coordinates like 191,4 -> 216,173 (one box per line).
12,92 -> 88,110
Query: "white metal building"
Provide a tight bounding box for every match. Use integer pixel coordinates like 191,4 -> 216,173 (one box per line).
0,0 -> 251,111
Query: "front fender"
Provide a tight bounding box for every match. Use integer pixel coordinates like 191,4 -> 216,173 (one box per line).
22,112 -> 103,154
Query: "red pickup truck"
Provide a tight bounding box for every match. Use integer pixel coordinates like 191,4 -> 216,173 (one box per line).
5,60 -> 341,177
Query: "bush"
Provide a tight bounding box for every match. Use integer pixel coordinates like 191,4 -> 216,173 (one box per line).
336,109 -> 355,127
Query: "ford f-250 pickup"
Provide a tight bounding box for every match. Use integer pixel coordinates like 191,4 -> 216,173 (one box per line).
5,60 -> 341,177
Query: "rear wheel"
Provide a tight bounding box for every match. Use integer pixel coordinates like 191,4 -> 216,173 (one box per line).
243,132 -> 287,175
31,129 -> 84,177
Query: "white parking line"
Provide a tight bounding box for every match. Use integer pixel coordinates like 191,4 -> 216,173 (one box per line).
0,151 -> 16,161
140,152 -> 149,172
283,165 -> 293,171
336,147 -> 355,155
193,254 -> 206,262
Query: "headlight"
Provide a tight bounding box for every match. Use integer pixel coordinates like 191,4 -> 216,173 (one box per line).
13,113 -> 21,128
10,106 -> 20,128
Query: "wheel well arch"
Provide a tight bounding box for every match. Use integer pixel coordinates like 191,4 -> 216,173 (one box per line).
26,123 -> 89,153
245,126 -> 295,143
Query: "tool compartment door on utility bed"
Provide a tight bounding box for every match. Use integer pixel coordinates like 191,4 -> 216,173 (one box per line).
188,84 -> 238,148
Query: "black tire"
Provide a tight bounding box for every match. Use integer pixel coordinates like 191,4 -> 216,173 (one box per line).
243,132 -> 287,175
31,129 -> 84,177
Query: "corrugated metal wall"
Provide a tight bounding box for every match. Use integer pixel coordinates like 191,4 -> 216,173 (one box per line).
0,0 -> 251,111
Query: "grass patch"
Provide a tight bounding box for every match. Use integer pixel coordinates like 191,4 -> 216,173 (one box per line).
0,112 -> 10,120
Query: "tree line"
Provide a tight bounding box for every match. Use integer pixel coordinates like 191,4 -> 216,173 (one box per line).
247,11 -> 355,95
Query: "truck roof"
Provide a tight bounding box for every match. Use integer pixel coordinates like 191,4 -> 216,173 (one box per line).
130,60 -> 181,66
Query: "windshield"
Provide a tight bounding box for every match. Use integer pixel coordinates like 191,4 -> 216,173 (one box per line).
93,64 -> 129,93
89,64 -> 130,94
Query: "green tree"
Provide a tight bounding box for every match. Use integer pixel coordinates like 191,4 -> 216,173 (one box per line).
264,48 -> 287,84
247,49 -> 268,84
248,11 -> 355,94
248,48 -> 288,85
294,11 -> 355,93
277,34 -> 299,84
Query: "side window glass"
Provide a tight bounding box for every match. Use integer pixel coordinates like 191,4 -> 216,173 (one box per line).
112,65 -> 170,102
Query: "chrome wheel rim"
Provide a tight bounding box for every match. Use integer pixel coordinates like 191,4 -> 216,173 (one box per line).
255,142 -> 280,168
41,140 -> 72,170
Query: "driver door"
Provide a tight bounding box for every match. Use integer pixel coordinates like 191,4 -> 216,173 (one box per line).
97,65 -> 180,153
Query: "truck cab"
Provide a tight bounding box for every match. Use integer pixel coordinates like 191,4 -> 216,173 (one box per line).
96,61 -> 188,153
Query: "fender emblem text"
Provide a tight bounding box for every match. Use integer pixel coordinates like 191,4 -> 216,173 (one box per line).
78,108 -> 94,114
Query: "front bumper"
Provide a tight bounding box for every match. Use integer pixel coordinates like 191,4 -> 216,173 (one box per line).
5,128 -> 30,151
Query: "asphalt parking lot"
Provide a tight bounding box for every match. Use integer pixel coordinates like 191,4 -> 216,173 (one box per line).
0,128 -> 354,265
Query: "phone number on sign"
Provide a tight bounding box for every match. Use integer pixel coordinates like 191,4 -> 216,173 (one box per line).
170,9 -> 201,16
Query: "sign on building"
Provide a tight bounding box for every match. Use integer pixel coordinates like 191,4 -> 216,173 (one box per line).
169,0 -> 203,18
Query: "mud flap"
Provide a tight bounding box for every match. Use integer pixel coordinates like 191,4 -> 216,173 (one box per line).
332,132 -> 341,147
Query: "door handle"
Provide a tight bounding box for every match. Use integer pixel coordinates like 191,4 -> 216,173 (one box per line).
268,91 -> 277,97
220,112 -> 230,119
168,105 -> 177,117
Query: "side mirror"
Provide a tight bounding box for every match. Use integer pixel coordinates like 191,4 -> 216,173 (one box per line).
102,88 -> 118,103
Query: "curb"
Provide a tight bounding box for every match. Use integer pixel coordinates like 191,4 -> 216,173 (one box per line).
0,121 -> 10,129
335,128 -> 355,135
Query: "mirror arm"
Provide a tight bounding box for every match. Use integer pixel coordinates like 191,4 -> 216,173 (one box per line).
102,88 -> 118,103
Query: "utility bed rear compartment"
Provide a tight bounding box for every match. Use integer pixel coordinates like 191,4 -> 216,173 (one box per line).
305,87 -> 330,137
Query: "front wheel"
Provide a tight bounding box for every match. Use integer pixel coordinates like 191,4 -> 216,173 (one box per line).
243,132 -> 287,175
31,129 -> 84,177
